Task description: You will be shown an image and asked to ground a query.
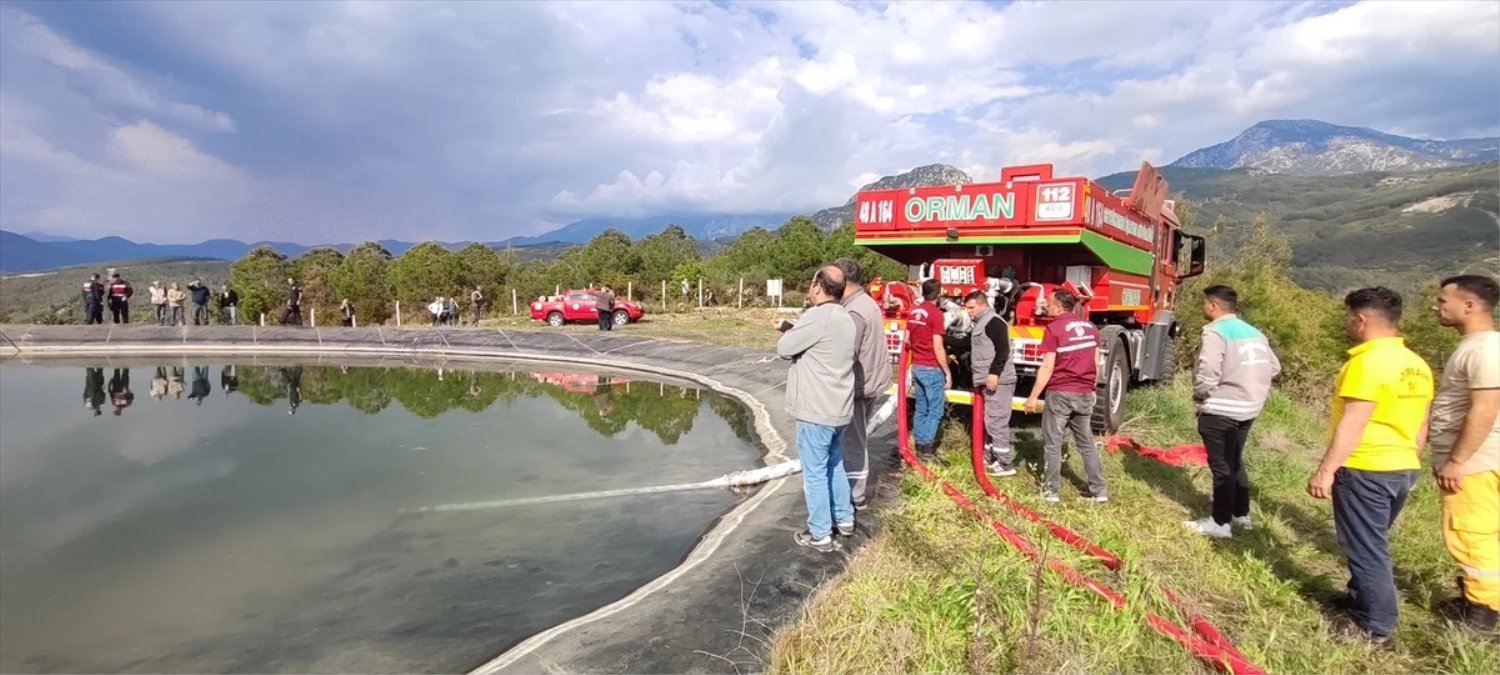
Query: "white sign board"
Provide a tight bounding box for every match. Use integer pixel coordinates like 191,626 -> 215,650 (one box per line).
766,279 -> 783,297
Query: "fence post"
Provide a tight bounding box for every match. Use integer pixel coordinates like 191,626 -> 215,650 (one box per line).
738,277 -> 744,309
512,288 -> 518,315
661,280 -> 667,312
353,315 -> 358,328
310,307 -> 316,328
396,301 -> 402,327
697,278 -> 703,309
627,281 -> 632,302
555,284 -> 560,296
259,313 -> 265,326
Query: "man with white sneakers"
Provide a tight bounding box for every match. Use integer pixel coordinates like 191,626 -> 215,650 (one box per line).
1185,285 -> 1281,538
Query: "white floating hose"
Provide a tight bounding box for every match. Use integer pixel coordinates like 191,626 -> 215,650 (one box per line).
407,393 -> 899,514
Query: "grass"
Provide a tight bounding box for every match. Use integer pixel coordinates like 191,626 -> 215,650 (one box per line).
766,377 -> 1500,674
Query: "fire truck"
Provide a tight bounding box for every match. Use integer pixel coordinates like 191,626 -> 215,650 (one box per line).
855,162 -> 1206,433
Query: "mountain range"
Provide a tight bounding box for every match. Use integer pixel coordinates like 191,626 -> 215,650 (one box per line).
3,119 -> 1496,274
1170,119 -> 1500,175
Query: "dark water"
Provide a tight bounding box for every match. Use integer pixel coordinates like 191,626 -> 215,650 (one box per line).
0,360 -> 762,674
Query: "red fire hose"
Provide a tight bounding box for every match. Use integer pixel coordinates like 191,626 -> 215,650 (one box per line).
893,355 -> 1263,675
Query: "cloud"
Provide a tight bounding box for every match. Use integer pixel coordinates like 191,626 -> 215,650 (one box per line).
0,1 -> 1495,243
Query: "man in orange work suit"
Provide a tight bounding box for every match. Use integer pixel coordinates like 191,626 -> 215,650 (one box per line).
1428,274 -> 1500,636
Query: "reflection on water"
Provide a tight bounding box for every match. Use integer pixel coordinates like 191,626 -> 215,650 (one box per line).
0,361 -> 762,674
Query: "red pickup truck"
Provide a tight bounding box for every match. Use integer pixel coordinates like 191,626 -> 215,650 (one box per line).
530,290 -> 646,327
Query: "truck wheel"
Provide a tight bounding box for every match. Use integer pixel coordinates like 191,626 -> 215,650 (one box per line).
547,312 -> 564,327
613,309 -> 630,326
1154,339 -> 1179,385
1093,338 -> 1128,434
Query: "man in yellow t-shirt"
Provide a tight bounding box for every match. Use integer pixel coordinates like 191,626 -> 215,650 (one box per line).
1308,287 -> 1434,645
1428,274 -> 1500,635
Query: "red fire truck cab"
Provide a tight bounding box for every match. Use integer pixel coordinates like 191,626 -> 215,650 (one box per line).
856,162 -> 1206,432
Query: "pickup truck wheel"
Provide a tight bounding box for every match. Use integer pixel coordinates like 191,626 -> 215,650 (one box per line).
1092,338 -> 1128,435
613,309 -> 630,326
546,312 -> 564,327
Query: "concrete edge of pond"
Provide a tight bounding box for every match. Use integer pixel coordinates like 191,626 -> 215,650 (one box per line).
0,324 -> 896,675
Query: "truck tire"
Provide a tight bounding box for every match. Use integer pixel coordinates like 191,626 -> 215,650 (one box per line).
1093,337 -> 1128,434
1154,339 -> 1179,385
547,311 -> 564,327
613,309 -> 630,326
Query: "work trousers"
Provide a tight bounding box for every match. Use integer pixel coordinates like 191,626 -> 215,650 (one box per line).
1199,413 -> 1256,525
193,303 -> 208,326
154,303 -> 168,325
910,365 -> 945,446
842,396 -> 874,507
83,301 -> 102,325
1333,467 -> 1418,637
1442,469 -> 1500,610
983,379 -> 1016,469
169,306 -> 183,326
222,306 -> 237,325
281,305 -> 302,326
597,309 -> 614,331
798,420 -> 853,539
1041,390 -> 1105,498
109,299 -> 129,323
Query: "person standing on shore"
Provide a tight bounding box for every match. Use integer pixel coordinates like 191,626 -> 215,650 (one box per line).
1427,274 -> 1500,635
1308,286 -> 1433,646
281,278 -> 303,326
149,281 -> 168,325
906,279 -> 951,461
1185,285 -> 1281,539
470,287 -> 485,325
597,285 -> 615,331
188,279 -> 211,325
776,265 -> 857,552
833,258 -> 892,511
107,273 -> 133,324
1023,287 -> 1106,504
219,285 -> 238,325
82,274 -> 105,325
166,283 -> 186,326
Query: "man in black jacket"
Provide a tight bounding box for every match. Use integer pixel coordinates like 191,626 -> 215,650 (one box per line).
107,273 -> 133,324
280,278 -> 303,326
82,273 -> 105,324
218,285 -> 239,325
188,279 -> 211,325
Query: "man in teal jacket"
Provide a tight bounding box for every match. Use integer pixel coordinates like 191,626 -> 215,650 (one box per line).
1185,285 -> 1282,538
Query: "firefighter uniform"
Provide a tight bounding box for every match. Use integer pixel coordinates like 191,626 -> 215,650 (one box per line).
1430,330 -> 1500,615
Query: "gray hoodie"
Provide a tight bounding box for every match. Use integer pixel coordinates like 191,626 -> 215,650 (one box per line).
778,300 -> 856,427
841,287 -> 894,399
1193,314 -> 1281,420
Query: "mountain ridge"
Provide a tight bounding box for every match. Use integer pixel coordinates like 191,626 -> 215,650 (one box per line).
1169,119 -> 1500,176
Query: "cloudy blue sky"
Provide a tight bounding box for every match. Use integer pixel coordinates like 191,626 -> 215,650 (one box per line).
1,0 -> 1496,244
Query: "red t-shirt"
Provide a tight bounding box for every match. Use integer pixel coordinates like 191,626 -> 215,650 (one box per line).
1040,312 -> 1099,393
906,301 -> 942,368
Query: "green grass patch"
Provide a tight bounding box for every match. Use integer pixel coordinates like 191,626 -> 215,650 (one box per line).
768,376 -> 1499,674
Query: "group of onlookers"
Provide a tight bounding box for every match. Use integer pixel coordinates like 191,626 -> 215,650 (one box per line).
781,265 -> 1498,641
1182,276 -> 1498,642
79,271 -> 241,326
774,258 -> 892,551
145,279 -> 238,326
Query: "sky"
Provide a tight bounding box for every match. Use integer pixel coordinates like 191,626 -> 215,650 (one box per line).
0,0 -> 1496,245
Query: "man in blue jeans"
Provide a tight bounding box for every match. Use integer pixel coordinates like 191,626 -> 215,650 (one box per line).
906,279 -> 950,459
1308,287 -> 1433,646
775,265 -> 857,552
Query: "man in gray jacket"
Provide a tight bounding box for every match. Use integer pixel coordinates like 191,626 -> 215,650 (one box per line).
962,290 -> 1018,476
834,258 -> 893,510
776,265 -> 857,552
1185,285 -> 1282,539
